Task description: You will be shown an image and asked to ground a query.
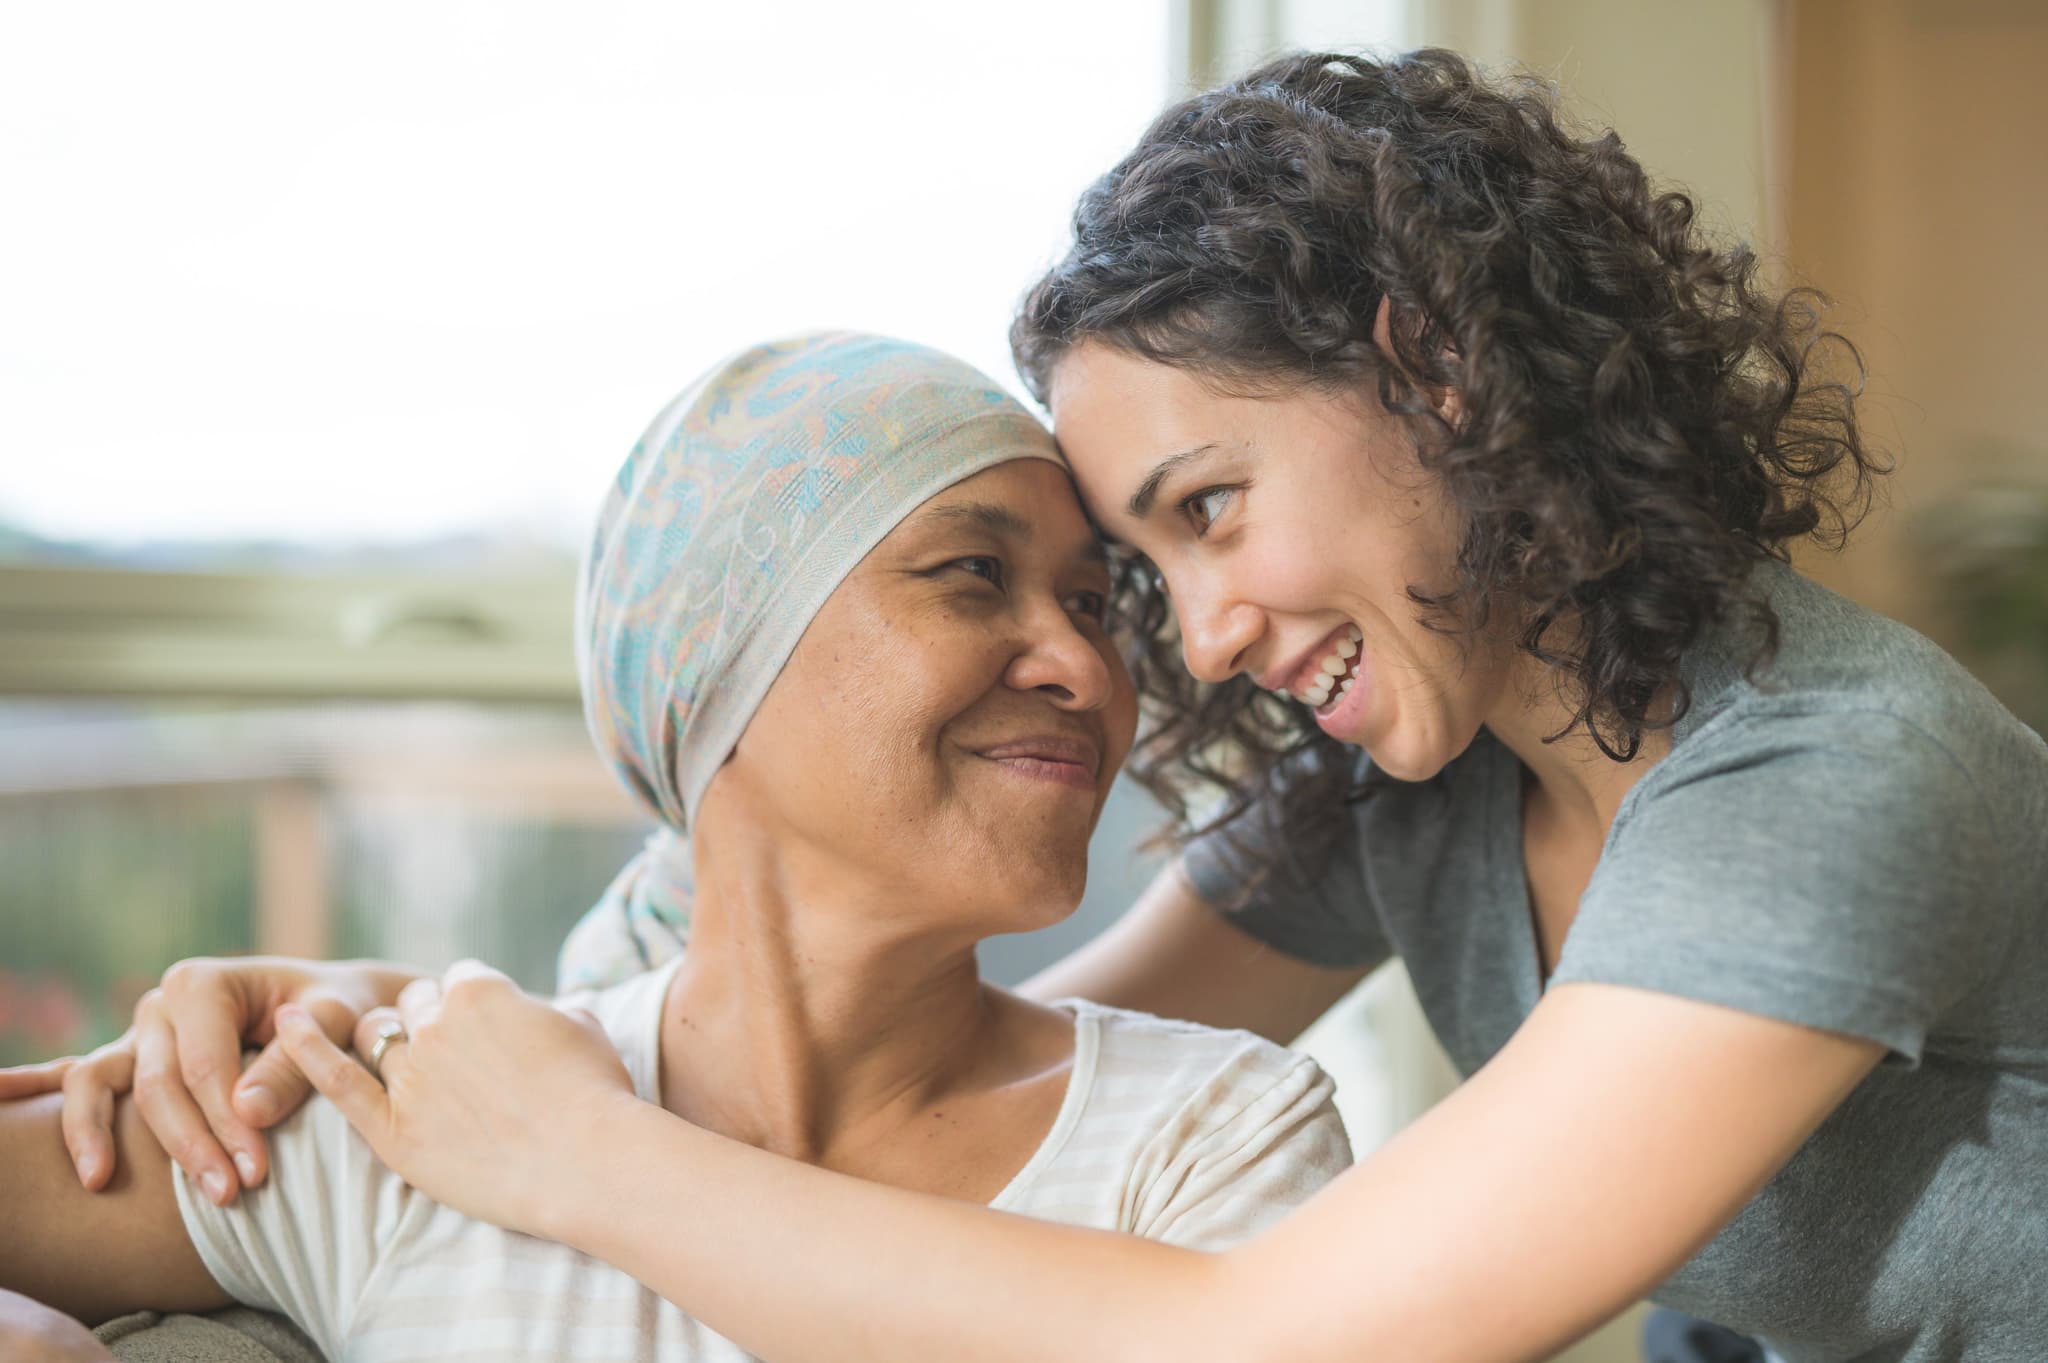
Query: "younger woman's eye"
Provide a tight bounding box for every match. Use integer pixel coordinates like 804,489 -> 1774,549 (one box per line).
1179,485 -> 1239,536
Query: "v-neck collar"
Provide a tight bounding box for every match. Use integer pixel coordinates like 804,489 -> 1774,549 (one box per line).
1487,737 -> 1550,1021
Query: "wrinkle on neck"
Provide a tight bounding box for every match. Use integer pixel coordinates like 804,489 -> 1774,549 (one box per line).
655,810 -> 1007,1164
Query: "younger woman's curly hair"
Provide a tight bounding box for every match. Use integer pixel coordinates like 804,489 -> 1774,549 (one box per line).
1012,48 -> 1879,872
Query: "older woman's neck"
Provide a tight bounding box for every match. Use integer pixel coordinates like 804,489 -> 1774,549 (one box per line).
655,838 -> 1034,1164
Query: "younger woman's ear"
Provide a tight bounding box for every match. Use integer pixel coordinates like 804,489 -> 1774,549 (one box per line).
1370,295 -> 1463,427
1428,382 -> 1463,428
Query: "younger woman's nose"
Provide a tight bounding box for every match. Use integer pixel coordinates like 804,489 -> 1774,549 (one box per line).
1174,584 -> 1262,685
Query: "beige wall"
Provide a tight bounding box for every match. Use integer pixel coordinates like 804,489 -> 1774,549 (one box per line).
1411,0 -> 1778,255
1782,0 -> 2048,636
1198,0 -> 2048,641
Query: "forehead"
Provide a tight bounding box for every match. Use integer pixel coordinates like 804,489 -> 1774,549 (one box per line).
1045,347 -> 1250,502
1048,343 -> 1409,524
886,458 -> 1102,556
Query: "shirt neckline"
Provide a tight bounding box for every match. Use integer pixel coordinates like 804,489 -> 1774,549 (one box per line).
633,961 -> 1095,1210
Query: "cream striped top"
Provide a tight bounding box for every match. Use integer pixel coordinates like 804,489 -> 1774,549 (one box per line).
174,958 -> 1351,1362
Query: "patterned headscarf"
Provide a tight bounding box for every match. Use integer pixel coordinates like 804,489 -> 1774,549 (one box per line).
557,332 -> 1065,990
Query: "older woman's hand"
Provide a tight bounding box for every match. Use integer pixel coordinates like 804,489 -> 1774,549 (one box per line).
276,959 -> 637,1239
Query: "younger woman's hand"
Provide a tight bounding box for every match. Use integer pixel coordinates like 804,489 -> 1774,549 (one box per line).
278,959 -> 637,1240
0,956 -> 415,1204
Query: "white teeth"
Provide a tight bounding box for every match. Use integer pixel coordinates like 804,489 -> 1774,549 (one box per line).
1296,628 -> 1365,709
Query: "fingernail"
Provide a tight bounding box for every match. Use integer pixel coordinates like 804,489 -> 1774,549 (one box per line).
75,1153 -> 99,1184
239,1084 -> 278,1123
234,1151 -> 259,1184
202,1169 -> 232,1204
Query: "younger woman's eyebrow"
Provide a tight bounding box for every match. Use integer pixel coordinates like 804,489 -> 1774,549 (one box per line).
1126,443 -> 1219,519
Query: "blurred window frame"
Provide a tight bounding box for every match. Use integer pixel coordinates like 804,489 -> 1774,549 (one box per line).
0,564 -> 576,704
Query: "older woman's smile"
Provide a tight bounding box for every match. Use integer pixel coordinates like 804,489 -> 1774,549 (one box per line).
972,732 -> 1102,790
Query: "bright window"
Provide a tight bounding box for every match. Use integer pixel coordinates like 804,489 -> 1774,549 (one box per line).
0,2 -> 1169,556
0,3 -> 1174,1065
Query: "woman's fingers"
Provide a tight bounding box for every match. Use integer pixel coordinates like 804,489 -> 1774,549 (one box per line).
0,1056 -> 75,1101
276,1006 -> 391,1149
396,974 -> 445,1031
57,1044 -> 130,1190
228,987 -> 360,1148
164,977 -> 268,1191
131,1005 -> 239,1207
352,1006 -> 408,1080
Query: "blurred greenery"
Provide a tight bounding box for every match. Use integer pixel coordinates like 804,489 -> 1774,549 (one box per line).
0,792 -> 257,1066
0,706 -> 649,1068
1919,480 -> 2048,738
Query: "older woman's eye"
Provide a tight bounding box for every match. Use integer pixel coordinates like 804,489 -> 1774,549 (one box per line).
954,556 -> 1005,589
1066,590 -> 1109,623
1180,485 -> 1240,537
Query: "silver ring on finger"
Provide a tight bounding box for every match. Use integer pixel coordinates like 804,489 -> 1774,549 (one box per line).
365,1018 -> 409,1085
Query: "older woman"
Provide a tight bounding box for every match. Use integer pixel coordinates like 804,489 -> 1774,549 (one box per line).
0,333 -> 1349,1360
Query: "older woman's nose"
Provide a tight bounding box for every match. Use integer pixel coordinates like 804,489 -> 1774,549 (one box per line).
1006,613 -> 1116,710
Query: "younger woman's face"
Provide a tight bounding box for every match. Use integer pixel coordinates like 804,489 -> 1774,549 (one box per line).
1048,342 -> 1516,782
707,458 -> 1136,931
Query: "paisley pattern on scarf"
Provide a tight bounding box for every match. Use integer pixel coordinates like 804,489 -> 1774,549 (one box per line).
559,333 -> 1063,990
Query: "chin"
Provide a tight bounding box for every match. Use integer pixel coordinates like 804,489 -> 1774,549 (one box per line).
1361,729 -> 1462,784
981,862 -> 1088,933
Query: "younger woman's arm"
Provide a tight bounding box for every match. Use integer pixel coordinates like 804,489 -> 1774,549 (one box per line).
286,964 -> 1881,1363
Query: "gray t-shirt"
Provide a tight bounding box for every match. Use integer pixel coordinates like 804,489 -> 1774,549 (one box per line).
1183,561 -> 2048,1363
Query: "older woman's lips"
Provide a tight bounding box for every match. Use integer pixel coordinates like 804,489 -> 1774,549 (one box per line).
976,736 -> 1101,791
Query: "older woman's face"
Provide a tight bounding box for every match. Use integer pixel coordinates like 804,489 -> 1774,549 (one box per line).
1049,342 -> 1517,783
707,459 -> 1136,929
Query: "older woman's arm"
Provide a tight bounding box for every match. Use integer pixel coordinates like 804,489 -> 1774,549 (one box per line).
0,1092 -> 231,1325
285,965 -> 1881,1363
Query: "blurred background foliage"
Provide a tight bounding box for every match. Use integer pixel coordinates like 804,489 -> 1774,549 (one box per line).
1919,477 -> 2048,737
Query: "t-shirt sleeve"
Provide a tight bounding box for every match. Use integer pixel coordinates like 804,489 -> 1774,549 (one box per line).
1179,751 -> 1391,971
173,1089 -> 416,1361
1553,705 -> 2011,1063
1128,1048 -> 1354,1251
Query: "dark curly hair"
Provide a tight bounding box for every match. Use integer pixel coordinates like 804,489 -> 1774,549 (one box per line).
1011,48 -> 1880,875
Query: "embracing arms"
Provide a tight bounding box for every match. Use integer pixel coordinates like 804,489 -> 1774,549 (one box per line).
277,961 -> 1882,1363
4,860 -> 1355,1196
570,985 -> 1879,1363
0,956 -> 421,1202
